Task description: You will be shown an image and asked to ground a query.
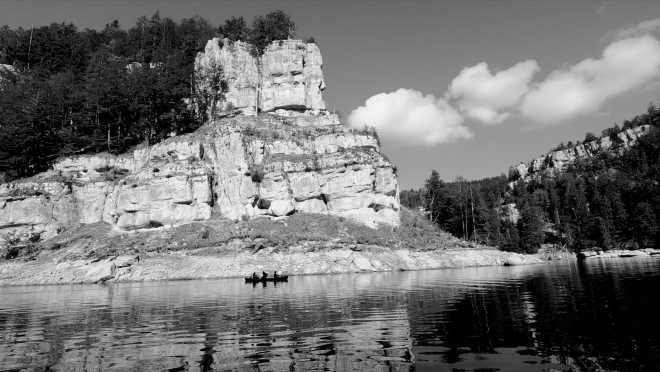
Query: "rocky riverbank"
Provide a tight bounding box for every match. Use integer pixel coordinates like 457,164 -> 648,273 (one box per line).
0,209 -> 575,286
577,248 -> 660,260
0,246 -> 573,286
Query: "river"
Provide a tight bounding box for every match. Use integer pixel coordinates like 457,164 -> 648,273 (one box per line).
1,257 -> 660,371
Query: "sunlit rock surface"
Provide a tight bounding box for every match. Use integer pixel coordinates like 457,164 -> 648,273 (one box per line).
0,64 -> 14,75
194,38 -> 327,116
0,115 -> 400,247
509,125 -> 651,183
1,37 -> 400,249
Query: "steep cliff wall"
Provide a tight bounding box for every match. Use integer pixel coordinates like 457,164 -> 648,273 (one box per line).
0,115 -> 399,248
510,125 -> 651,183
194,38 -> 327,116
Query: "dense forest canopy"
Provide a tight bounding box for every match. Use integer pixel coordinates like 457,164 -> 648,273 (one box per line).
0,11 -> 298,181
402,104 -> 660,253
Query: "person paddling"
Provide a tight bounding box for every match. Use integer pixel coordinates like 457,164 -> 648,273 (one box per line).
273,271 -> 280,279
261,271 -> 269,280
252,272 -> 259,280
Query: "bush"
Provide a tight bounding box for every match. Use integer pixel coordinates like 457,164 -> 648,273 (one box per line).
219,16 -> 249,42
249,163 -> 265,183
584,132 -> 597,142
249,10 -> 296,56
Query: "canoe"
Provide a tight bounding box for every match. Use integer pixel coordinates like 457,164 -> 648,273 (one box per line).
244,276 -> 288,283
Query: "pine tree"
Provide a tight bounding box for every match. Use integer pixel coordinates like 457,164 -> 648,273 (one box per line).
518,204 -> 545,254
632,202 -> 657,248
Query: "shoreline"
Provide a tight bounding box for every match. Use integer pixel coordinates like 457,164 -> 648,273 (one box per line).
0,246 -> 575,286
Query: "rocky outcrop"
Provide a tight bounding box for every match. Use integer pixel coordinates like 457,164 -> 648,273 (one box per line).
0,114 -> 400,248
0,64 -> 15,88
0,247 -> 569,285
0,64 -> 14,75
497,203 -> 520,224
510,125 -> 651,183
194,38 -> 327,116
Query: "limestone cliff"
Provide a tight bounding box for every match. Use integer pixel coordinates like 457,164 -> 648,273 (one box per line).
0,115 -> 399,248
509,125 -> 650,183
194,38 -> 327,116
0,38 -> 401,250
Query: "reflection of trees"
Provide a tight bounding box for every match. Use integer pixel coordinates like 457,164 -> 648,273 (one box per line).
0,274 -> 417,371
407,259 -> 660,370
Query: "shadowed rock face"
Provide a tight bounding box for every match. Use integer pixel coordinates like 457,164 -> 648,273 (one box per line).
509,125 -> 651,183
194,38 -> 326,116
0,115 -> 400,248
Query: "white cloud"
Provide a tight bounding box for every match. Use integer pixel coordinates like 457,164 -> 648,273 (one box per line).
448,60 -> 539,124
614,18 -> 660,40
520,35 -> 660,124
349,21 -> 660,139
348,88 -> 472,146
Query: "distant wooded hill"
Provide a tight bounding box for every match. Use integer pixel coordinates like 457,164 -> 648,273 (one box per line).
402,104 -> 660,253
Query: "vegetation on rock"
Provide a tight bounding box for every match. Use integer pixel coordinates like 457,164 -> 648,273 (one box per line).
1,208 -> 471,262
0,11 -> 300,181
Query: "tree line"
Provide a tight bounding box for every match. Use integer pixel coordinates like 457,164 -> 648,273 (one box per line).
402,103 -> 660,253
0,11 -> 297,180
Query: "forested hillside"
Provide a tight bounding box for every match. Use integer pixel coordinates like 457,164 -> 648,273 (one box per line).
0,11 -> 296,181
402,104 -> 660,253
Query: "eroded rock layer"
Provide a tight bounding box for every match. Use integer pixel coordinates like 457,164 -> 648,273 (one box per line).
0,114 -> 400,247
510,125 -> 650,183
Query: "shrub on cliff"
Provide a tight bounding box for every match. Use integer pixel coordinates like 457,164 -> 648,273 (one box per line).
219,16 -> 250,42
249,11 -> 296,56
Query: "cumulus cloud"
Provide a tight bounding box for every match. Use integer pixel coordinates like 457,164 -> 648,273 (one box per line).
520,35 -> 660,124
614,18 -> 660,40
448,60 -> 539,124
348,88 -> 472,146
349,21 -> 660,144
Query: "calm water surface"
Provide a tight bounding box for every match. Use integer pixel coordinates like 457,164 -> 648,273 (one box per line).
2,258 -> 660,371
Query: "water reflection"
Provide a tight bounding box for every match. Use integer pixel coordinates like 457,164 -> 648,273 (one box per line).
1,258 -> 660,371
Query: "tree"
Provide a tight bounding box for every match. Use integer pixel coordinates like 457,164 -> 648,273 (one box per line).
518,204 -> 545,253
632,202 -> 657,248
425,170 -> 444,224
250,10 -> 296,55
584,132 -> 597,142
597,217 -> 613,250
219,16 -> 249,42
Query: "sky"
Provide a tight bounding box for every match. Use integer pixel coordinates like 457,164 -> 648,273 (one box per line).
3,0 -> 660,188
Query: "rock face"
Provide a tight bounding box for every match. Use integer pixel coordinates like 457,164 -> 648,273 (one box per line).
0,115 -> 400,248
1,38 -> 400,249
0,64 -> 15,87
194,38 -> 327,116
0,64 -> 14,74
510,125 -> 651,183
497,203 -> 520,224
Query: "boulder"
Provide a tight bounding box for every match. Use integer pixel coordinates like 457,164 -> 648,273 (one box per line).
84,259 -> 116,283
295,198 -> 327,214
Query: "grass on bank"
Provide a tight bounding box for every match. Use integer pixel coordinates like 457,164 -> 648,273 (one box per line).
3,208 -> 487,262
